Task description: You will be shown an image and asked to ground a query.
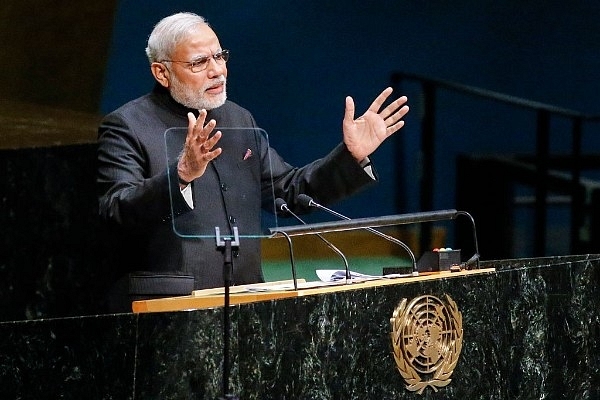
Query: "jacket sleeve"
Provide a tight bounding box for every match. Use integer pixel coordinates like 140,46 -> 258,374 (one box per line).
97,112 -> 191,228
263,140 -> 377,213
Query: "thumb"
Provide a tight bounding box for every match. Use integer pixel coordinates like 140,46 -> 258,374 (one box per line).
343,96 -> 356,125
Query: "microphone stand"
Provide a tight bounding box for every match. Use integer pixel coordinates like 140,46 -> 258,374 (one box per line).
277,199 -> 351,282
269,208 -> 481,271
268,229 -> 299,290
456,211 -> 481,269
299,195 -> 418,275
215,227 -> 240,400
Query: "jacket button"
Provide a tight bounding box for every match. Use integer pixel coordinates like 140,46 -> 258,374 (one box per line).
229,215 -> 236,224
220,183 -> 228,191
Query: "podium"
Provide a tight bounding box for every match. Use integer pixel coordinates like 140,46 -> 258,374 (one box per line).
0,255 -> 599,399
131,269 -> 493,313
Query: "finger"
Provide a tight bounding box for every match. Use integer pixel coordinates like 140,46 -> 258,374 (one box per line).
192,109 -> 209,136
343,96 -> 356,124
201,147 -> 223,162
198,119 -> 216,141
386,120 -> 406,136
203,130 -> 222,149
186,112 -> 198,143
384,104 -> 410,126
367,87 -> 393,113
380,96 -> 408,119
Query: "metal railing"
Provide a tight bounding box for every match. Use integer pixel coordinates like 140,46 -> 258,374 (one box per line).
391,71 -> 600,256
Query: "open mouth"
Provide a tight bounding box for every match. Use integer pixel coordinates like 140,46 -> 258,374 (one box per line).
206,81 -> 225,94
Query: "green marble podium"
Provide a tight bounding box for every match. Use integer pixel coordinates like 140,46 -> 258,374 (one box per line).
0,254 -> 599,399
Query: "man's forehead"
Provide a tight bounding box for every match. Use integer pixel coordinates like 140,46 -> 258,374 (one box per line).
173,25 -> 220,55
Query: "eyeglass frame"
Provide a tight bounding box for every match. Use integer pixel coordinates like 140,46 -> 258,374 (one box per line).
160,49 -> 230,73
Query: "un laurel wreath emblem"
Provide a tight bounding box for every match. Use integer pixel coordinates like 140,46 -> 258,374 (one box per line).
390,294 -> 463,394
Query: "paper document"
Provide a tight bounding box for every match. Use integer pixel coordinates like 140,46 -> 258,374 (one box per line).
316,270 -> 413,282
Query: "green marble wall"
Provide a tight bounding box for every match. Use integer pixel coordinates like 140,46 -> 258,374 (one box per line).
0,143 -> 107,320
0,255 -> 598,399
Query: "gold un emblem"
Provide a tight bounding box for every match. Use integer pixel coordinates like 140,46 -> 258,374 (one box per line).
390,294 -> 463,394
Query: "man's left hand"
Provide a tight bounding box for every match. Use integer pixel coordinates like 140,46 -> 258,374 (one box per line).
342,87 -> 409,162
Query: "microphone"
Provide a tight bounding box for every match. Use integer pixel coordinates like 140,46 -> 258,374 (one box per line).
275,198 -> 351,281
296,194 -> 418,276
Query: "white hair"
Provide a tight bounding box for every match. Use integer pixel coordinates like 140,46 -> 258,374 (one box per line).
145,12 -> 208,63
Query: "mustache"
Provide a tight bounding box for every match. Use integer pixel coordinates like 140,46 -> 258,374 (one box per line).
206,75 -> 226,89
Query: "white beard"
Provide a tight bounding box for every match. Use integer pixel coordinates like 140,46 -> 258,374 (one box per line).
170,74 -> 227,110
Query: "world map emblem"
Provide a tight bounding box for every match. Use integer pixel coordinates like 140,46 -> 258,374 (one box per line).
390,294 -> 463,394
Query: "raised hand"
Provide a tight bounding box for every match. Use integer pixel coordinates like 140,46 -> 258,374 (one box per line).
177,109 -> 222,185
342,87 -> 409,162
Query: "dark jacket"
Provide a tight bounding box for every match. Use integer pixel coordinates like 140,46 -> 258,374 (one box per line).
97,84 -> 375,311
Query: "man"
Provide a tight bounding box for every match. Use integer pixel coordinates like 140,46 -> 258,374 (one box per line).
97,12 -> 409,312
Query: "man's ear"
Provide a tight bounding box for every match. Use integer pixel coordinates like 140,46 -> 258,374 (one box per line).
151,62 -> 170,88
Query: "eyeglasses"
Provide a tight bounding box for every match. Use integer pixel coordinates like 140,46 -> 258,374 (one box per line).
161,49 -> 230,73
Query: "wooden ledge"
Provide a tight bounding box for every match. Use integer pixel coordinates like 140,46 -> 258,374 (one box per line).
132,268 -> 496,313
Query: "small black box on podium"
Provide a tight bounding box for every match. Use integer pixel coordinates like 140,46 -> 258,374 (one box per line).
417,249 -> 461,272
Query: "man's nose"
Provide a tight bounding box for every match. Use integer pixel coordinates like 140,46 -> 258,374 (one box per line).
206,57 -> 226,77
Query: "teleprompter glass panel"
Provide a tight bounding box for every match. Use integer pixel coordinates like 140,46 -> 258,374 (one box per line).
165,127 -> 278,239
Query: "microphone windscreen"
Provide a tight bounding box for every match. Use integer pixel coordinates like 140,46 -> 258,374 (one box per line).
274,198 -> 288,212
297,194 -> 313,207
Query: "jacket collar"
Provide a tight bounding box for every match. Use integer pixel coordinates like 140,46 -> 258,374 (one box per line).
152,83 -> 198,117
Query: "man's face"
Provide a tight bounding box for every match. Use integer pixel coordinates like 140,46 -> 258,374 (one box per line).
163,24 -> 228,110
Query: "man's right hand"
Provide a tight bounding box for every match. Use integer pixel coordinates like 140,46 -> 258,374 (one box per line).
177,109 -> 222,186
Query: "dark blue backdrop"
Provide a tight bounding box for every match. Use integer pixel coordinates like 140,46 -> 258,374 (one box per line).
100,1 -> 600,251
